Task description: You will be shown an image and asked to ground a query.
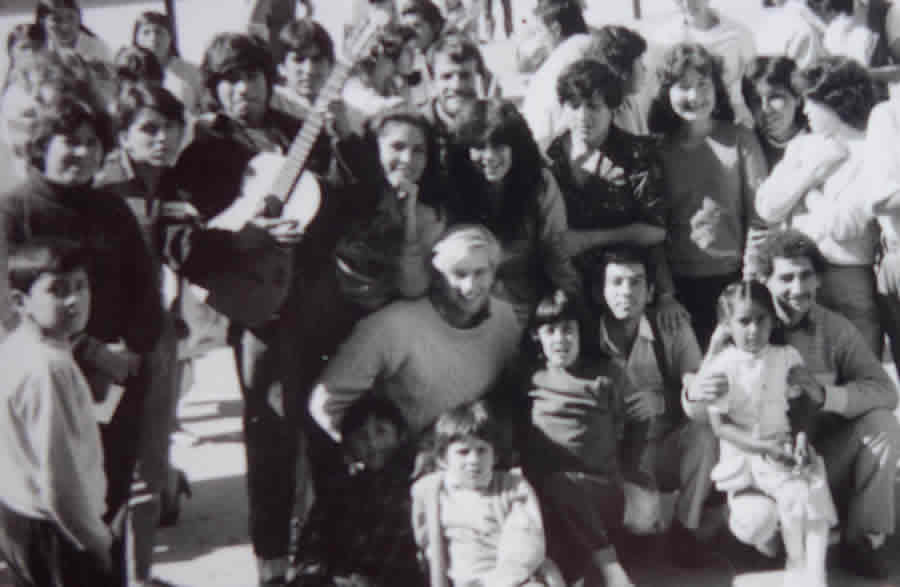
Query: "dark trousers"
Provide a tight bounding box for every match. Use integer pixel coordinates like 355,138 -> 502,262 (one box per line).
0,503 -> 120,587
234,268 -> 367,560
673,271 -> 741,351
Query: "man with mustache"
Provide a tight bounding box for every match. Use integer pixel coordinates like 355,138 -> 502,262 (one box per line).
684,229 -> 900,580
591,246 -> 717,569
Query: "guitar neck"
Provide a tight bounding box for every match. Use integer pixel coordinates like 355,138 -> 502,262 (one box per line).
269,61 -> 353,201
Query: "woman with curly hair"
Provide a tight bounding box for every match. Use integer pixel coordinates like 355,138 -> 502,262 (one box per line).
741,55 -> 809,168
756,56 -> 882,355
648,43 -> 768,349
449,98 -> 580,322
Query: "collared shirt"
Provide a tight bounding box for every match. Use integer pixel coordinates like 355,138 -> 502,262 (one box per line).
597,314 -> 702,429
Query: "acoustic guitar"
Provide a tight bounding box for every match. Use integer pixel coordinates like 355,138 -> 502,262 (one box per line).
195,15 -> 387,327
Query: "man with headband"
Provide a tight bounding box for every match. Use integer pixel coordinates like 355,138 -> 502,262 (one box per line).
309,225 -> 521,442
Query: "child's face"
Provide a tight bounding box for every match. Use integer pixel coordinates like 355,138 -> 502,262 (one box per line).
668,68 -> 716,123
42,124 -> 103,186
15,267 -> 90,340
134,22 -> 172,64
601,262 -> 651,322
442,436 -> 495,490
536,319 -> 580,369
727,299 -> 773,355
278,50 -> 332,102
120,107 -> 184,168
345,414 -> 402,471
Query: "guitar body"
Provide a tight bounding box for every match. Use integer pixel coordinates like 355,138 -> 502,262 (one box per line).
199,152 -> 322,327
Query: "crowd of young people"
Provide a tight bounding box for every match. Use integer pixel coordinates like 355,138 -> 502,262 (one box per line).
0,0 -> 899,586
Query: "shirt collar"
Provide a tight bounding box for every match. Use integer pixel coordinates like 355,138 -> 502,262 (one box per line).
598,313 -> 654,357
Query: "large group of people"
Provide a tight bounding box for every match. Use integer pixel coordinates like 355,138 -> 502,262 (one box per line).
1,0 -> 900,586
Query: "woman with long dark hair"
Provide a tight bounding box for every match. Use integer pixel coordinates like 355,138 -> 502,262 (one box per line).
450,98 -> 580,321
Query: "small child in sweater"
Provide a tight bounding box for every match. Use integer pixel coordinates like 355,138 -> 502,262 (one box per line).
292,395 -> 422,587
523,290 -> 638,587
0,238 -> 119,586
412,401 -> 564,587
701,280 -> 837,587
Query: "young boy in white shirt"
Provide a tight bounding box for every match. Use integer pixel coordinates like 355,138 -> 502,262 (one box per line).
0,238 -> 118,586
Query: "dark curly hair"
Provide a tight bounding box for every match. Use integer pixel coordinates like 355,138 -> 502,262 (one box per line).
27,87 -> 115,174
114,45 -> 164,85
742,55 -> 807,131
755,229 -> 828,279
799,56 -> 875,131
587,25 -> 647,83
648,43 -> 734,135
450,99 -> 548,241
113,81 -> 185,133
556,58 -> 624,110
274,17 -> 335,65
357,23 -> 416,78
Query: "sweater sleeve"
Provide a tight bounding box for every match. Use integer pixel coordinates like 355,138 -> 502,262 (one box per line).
309,309 -> 399,440
825,315 -> 898,417
30,361 -> 111,557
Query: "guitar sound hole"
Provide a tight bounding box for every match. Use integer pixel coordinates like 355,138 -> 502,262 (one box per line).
262,195 -> 284,218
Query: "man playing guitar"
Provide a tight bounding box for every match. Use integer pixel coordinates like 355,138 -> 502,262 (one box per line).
164,31 -> 354,586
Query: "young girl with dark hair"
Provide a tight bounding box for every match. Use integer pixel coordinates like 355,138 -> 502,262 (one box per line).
648,43 -> 768,349
449,98 -> 580,322
757,56 -> 882,356
700,280 -> 836,587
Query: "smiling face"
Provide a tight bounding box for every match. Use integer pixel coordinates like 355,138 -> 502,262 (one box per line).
468,142 -> 512,184
750,81 -> 800,140
564,92 -> 613,149
726,298 -> 774,354
536,319 -> 580,369
134,22 -> 172,64
600,262 -> 651,322
42,123 -> 104,185
433,247 -> 496,323
766,256 -> 819,322
442,436 -> 495,490
15,267 -> 90,341
216,68 -> 269,126
120,107 -> 184,167
377,120 -> 428,188
669,67 -> 716,123
432,53 -> 479,119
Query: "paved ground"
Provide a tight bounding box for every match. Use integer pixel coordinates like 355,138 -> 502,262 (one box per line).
0,0 -> 899,585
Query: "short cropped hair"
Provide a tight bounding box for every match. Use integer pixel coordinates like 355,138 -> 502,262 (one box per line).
275,18 -> 335,65
534,0 -> 588,39
755,229 -> 828,279
426,32 -> 486,78
131,11 -> 177,57
202,33 -> 275,101
588,25 -> 647,82
9,237 -> 89,293
648,43 -> 735,135
339,395 -> 407,445
432,224 -> 501,274
556,58 -> 624,110
27,88 -> 115,171
114,82 -> 185,132
114,45 -> 164,85
434,401 -> 503,460
799,56 -> 875,131
590,245 -> 654,289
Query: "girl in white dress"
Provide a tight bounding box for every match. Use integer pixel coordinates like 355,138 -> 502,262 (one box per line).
700,280 -> 837,587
